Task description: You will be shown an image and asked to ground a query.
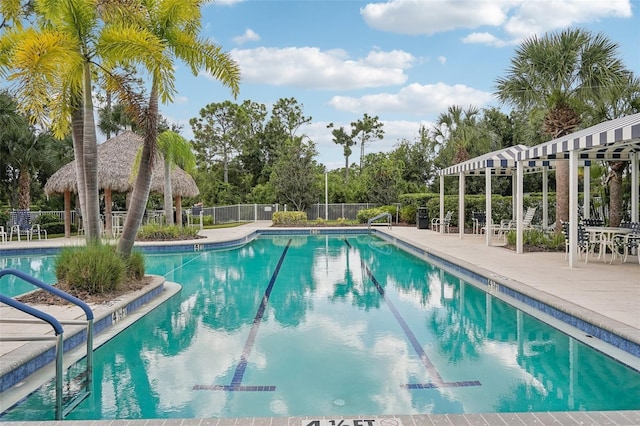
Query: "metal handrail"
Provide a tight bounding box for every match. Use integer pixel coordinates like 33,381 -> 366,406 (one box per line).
0,295 -> 64,419
367,212 -> 392,232
0,268 -> 94,420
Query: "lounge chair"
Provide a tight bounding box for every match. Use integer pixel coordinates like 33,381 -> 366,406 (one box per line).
522,207 -> 537,229
431,210 -> 452,233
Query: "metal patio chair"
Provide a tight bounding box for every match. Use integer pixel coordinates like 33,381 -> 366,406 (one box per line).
431,210 -> 453,233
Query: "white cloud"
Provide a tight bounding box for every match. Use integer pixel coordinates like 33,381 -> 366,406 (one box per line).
210,0 -> 244,5
229,47 -> 412,90
328,82 -> 494,116
437,56 -> 446,65
361,0 -> 508,35
174,95 -> 188,105
503,0 -> 632,41
463,31 -> 508,47
361,0 -> 633,45
232,28 -> 260,45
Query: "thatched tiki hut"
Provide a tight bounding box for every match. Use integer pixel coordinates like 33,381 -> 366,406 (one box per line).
45,130 -> 199,237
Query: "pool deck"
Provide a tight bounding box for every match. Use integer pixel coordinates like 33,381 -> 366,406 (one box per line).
1,222 -> 639,425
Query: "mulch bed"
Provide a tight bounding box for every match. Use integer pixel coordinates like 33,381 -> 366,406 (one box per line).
16,276 -> 153,306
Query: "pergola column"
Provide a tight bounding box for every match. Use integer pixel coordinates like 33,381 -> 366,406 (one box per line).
485,167 -> 492,246
458,171 -> 465,239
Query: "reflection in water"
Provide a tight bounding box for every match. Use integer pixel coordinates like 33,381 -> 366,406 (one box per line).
2,235 -> 639,421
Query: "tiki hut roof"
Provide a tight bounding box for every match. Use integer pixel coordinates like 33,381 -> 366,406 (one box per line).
44,130 -> 199,198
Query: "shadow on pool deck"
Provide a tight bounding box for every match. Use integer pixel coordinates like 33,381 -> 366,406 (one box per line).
1,221 -> 639,425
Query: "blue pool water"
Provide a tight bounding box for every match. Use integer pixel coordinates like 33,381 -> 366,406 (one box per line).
1,234 -> 640,420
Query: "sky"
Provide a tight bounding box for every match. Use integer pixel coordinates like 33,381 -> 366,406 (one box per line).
157,0 -> 640,170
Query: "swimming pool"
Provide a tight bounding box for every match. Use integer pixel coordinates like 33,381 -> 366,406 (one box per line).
1,234 -> 640,420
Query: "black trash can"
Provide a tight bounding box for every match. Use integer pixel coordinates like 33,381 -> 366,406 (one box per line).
417,207 -> 429,229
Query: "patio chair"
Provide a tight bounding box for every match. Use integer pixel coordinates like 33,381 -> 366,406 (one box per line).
522,207 -> 537,229
562,221 -> 602,263
583,217 -> 604,227
0,226 -> 6,243
187,203 -> 204,229
472,211 -> 486,234
431,210 -> 452,233
9,210 -> 46,241
614,221 -> 640,263
496,219 -> 515,241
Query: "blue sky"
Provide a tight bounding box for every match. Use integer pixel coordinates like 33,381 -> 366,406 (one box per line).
159,0 -> 640,170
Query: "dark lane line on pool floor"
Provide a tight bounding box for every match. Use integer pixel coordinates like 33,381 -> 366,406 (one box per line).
193,239 -> 292,392
348,239 -> 481,390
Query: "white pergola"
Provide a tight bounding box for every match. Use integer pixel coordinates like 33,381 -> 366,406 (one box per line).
515,112 -> 640,268
438,144 -> 554,246
436,112 -> 640,268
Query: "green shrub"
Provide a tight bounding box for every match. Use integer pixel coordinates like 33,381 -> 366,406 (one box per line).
0,211 -> 9,227
126,250 -> 146,280
335,217 -> 351,226
400,205 -> 417,224
55,245 -> 125,294
505,229 -> 564,251
137,224 -> 200,240
356,207 -> 395,224
272,211 -> 307,225
34,213 -> 60,225
203,215 -> 213,226
41,222 -> 69,235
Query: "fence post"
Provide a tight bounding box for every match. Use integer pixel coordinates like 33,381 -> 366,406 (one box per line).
254,204 -> 257,222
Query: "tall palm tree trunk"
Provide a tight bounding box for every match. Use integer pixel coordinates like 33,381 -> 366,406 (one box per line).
117,84 -> 159,258
71,106 -> 87,223
608,161 -> 626,227
163,159 -> 174,225
555,160 -> 569,232
17,169 -> 30,209
82,63 -> 101,244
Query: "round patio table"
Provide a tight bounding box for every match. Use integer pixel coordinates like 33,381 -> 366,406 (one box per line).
586,226 -> 632,264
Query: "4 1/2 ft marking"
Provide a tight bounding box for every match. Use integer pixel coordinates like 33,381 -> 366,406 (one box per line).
305,419 -> 403,426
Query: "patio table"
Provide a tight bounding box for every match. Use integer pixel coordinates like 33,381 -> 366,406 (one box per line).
586,226 -> 632,264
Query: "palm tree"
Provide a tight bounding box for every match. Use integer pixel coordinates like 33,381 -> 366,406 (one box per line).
108,0 -> 240,258
495,28 -> 631,231
0,0 -> 131,243
157,130 -> 196,225
433,105 -> 490,165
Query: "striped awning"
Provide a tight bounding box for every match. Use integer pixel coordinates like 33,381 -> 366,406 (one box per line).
518,112 -> 640,161
439,144 -> 552,176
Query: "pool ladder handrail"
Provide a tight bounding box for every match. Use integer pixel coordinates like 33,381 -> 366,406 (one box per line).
367,212 -> 392,232
0,268 -> 94,420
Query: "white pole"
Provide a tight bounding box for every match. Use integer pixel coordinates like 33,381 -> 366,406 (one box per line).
439,174 -> 445,234
542,166 -> 549,230
631,153 -> 638,222
459,172 -> 465,239
325,172 -> 329,220
486,168 -> 492,246
569,152 -> 579,268
516,161 -> 524,254
584,162 -> 591,219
